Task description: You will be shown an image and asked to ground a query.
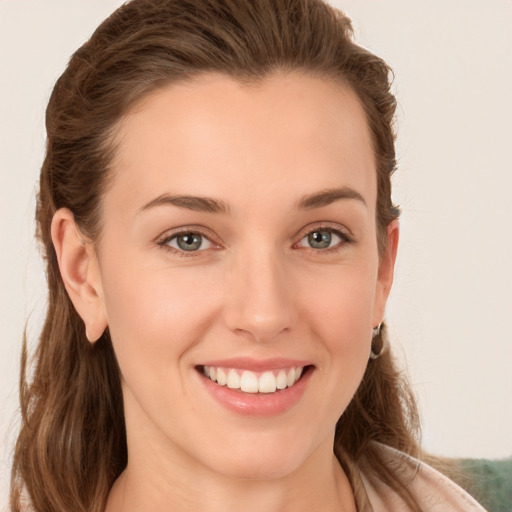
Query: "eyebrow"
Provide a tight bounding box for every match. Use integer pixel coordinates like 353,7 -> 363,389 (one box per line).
296,187 -> 367,209
138,194 -> 229,215
138,186 -> 366,216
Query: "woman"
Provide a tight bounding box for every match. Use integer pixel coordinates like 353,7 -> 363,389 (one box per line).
10,0 -> 487,511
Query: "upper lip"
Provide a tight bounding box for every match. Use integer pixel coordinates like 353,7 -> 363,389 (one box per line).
198,357 -> 312,371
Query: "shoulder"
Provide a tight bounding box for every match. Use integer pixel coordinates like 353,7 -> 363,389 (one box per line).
358,443 -> 488,512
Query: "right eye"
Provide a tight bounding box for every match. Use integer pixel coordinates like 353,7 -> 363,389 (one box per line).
159,231 -> 213,253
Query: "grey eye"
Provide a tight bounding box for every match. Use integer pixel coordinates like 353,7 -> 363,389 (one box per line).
169,233 -> 211,252
298,229 -> 343,250
308,231 -> 332,249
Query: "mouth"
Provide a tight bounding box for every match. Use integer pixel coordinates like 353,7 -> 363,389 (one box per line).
196,365 -> 313,394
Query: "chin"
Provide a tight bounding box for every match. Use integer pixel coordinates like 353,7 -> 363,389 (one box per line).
198,431 -> 322,482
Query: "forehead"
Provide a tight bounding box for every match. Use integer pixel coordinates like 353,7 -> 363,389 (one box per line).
107,71 -> 376,216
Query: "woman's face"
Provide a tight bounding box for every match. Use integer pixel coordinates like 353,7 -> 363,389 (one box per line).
92,72 -> 397,480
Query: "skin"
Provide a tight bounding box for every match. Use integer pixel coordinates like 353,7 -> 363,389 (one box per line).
52,72 -> 398,512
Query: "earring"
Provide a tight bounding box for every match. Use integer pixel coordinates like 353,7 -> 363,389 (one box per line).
370,323 -> 385,360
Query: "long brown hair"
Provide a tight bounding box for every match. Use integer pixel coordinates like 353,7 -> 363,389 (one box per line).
11,1 -> 422,510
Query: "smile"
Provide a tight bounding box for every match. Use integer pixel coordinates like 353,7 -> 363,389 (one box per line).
202,366 -> 304,394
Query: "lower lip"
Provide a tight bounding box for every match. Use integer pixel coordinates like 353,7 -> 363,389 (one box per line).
198,367 -> 313,416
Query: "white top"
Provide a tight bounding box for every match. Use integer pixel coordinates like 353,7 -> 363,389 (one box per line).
353,443 -> 487,512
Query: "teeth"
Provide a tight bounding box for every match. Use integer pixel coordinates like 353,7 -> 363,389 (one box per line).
276,370 -> 287,390
226,369 -> 240,389
258,371 -> 277,393
286,368 -> 296,387
216,368 -> 227,386
203,365 -> 305,393
240,371 -> 259,393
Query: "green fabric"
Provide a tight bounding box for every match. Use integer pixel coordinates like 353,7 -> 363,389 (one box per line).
457,458 -> 512,512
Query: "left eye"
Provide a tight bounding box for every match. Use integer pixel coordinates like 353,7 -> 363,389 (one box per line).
165,232 -> 213,252
297,229 -> 344,250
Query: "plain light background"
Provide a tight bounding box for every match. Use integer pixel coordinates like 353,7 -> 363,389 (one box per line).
1,0 -> 511,507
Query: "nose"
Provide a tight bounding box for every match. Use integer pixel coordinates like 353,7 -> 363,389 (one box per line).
223,247 -> 297,343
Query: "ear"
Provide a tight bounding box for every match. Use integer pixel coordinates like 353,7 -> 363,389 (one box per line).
51,208 -> 108,343
372,219 -> 399,326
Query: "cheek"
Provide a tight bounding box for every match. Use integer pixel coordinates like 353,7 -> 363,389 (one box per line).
298,262 -> 377,346
297,264 -> 376,411
100,255 -> 221,380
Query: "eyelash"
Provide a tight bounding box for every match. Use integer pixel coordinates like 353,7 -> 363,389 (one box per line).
156,224 -> 353,257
